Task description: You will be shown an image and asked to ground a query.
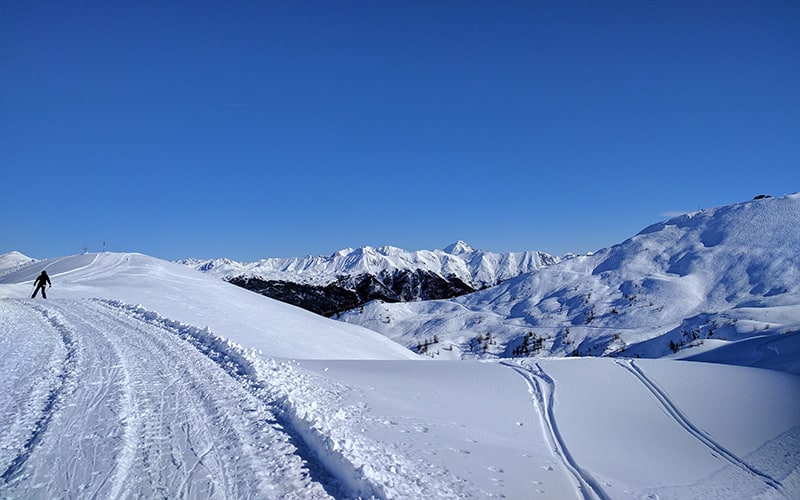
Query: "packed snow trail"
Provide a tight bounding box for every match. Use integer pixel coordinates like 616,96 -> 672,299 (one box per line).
501,361 -> 609,500
0,301 -> 77,484
614,359 -> 784,492
0,299 -> 334,499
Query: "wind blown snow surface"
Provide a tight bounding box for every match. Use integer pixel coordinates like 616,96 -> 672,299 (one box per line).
1,198 -> 799,498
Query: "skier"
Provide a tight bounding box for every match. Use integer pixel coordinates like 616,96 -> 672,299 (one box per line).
32,270 -> 51,299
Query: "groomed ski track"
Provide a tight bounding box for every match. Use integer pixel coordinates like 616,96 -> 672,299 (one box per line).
0,298 -> 373,499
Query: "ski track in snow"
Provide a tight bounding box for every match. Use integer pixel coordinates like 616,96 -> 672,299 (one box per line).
614,359 -> 784,492
96,299 -> 388,500
0,303 -> 78,483
0,299 -> 349,499
501,360 -> 609,500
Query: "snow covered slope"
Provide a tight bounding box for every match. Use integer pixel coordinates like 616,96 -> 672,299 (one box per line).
0,252 -> 418,360
2,248 -> 799,497
341,194 -> 800,372
0,251 -> 35,276
1,302 -> 798,499
180,241 -> 559,288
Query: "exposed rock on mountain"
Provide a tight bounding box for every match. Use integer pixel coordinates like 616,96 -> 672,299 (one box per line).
229,269 -> 475,316
181,242 -> 558,316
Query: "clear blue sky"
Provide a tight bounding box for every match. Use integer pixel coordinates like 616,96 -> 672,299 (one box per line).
2,1 -> 798,261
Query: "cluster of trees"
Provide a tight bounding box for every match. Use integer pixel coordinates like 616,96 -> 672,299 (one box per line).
230,269 -> 476,317
511,332 -> 544,357
415,335 -> 440,355
468,333 -> 496,353
669,320 -> 722,353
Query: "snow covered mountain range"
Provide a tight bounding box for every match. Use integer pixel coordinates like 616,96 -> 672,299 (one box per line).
340,194 -> 800,368
1,195 -> 799,497
179,242 -> 560,316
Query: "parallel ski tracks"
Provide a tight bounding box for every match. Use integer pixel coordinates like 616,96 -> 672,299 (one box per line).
502,361 -> 609,500
614,359 -> 783,492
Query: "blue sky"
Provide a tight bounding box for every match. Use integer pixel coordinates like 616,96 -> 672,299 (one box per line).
2,1 -> 798,261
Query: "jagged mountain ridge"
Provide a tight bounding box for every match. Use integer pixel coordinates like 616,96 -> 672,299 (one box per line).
339,194 -> 800,369
180,242 -> 561,316
180,241 -> 559,287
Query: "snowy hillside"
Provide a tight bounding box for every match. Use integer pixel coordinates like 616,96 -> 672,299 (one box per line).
0,251 -> 35,276
340,194 -> 800,371
1,250 -> 799,498
0,253 -> 416,360
180,241 -> 559,288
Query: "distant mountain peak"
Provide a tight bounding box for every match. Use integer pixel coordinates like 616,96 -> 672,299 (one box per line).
444,241 -> 474,255
332,248 -> 355,258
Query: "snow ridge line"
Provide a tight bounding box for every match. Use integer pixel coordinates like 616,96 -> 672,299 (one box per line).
614,359 -> 783,491
94,299 -> 387,500
1,305 -> 79,484
501,361 -> 609,500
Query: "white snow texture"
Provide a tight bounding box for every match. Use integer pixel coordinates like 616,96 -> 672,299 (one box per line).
1,194 -> 799,499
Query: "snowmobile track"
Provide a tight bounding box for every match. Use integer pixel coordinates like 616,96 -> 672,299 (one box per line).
502,361 -> 609,500
614,359 -> 783,491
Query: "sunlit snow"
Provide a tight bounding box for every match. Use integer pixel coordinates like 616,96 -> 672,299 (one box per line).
1,195 -> 799,498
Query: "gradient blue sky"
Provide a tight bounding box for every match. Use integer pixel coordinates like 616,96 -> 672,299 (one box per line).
2,1 -> 798,261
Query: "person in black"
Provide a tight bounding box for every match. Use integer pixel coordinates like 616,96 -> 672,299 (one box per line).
32,270 -> 51,299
